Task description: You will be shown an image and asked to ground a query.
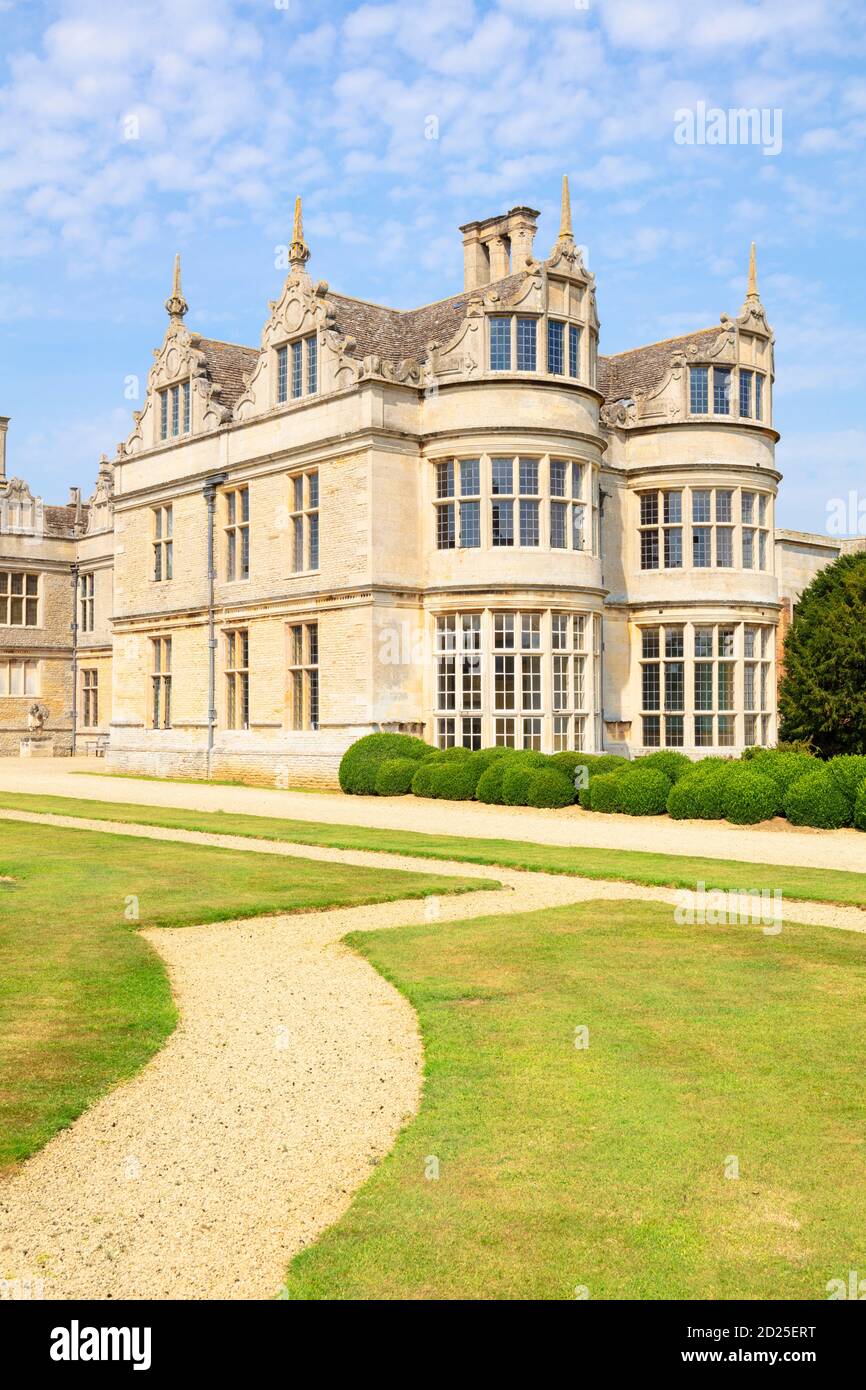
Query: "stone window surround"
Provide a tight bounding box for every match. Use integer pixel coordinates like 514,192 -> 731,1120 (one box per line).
275,332 -> 319,407
0,570 -> 40,628
151,504 -> 173,583
486,312 -> 589,382
288,469 -> 320,575
288,620 -> 319,731
432,453 -> 598,556
0,656 -> 39,697
158,379 -> 191,442
79,570 -> 96,631
635,483 -> 773,574
224,627 -> 250,730
637,619 -> 775,751
432,606 -> 601,754
81,667 -> 98,728
150,636 -> 172,730
223,484 -> 250,583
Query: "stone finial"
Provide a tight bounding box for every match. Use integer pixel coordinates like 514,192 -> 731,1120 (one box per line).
289,196 -> 311,269
165,253 -> 188,323
558,174 -> 573,241
746,241 -> 759,302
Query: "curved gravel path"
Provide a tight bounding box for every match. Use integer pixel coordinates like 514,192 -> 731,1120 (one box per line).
1,811 -> 863,1301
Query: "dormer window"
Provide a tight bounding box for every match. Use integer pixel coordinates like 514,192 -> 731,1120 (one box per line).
159,381 -> 191,441
277,335 -> 318,404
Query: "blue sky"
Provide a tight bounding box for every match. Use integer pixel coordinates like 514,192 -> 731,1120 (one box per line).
1,0 -> 864,533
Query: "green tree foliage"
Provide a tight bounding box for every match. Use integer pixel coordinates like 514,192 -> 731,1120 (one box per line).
779,552 -> 866,756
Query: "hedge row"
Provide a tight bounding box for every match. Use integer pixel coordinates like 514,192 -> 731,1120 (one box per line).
339,734 -> 866,829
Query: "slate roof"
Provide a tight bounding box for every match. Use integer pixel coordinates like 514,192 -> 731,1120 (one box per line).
43,503 -> 87,537
196,338 -> 260,409
598,326 -> 722,404
327,272 -> 529,364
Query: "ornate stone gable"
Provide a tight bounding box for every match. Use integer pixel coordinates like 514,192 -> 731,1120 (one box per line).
118,319 -> 235,457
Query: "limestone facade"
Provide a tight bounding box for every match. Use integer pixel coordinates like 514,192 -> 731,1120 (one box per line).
0,187 -> 855,783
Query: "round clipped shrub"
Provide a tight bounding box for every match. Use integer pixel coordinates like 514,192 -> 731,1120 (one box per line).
426,744 -> 472,763
429,760 -> 480,802
635,750 -> 692,784
410,762 -> 437,798
374,757 -> 419,796
747,750 -> 818,799
467,746 -> 514,777
340,732 -> 430,795
476,761 -> 508,804
667,769 -> 727,821
525,768 -> 575,809
501,763 -> 535,807
588,771 -> 626,813
720,767 -> 781,825
618,768 -> 672,816
826,755 -> 866,810
854,781 -> 866,831
784,770 -> 851,829
569,756 -> 626,807
688,756 -> 732,778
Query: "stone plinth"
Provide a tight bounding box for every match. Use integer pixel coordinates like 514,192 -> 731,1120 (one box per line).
20,737 -> 55,758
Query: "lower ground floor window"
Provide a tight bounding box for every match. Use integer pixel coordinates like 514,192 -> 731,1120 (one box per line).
225,629 -> 249,730
289,621 -> 319,730
640,620 -> 774,749
433,607 -> 598,752
82,668 -> 98,727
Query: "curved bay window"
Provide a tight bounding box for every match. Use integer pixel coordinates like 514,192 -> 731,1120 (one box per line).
433,608 -> 599,752
639,621 -> 775,750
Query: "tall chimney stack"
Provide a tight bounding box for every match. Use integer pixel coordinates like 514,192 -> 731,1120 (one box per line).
0,417 -> 8,480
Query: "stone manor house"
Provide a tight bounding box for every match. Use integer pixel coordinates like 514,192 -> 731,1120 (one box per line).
0,183 -> 856,784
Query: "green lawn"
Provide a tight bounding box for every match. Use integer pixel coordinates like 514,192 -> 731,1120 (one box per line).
1,789 -> 865,906
0,819 -> 486,1170
283,901 -> 866,1300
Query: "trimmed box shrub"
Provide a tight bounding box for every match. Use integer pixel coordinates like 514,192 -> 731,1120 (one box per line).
635,750 -> 692,784
618,768 -> 672,816
424,744 -> 473,764
410,762 -> 437,798
525,768 -> 575,808
747,749 -> 818,798
339,732 -> 430,795
476,761 -> 509,804
501,763 -> 536,806
784,770 -> 852,829
374,757 -> 419,796
720,767 -> 781,825
667,769 -> 728,821
588,771 -> 627,813
854,780 -> 866,831
826,755 -> 866,809
429,761 -> 481,801
467,747 -> 514,777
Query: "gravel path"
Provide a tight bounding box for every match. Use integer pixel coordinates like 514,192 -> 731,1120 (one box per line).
2,755 -> 865,873
1,809 -> 864,1301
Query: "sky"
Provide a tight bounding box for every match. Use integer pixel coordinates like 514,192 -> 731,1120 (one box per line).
0,0 -> 864,534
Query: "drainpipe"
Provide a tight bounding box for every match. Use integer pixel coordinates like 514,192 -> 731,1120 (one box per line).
203,474 -> 227,780
598,490 -> 606,755
70,562 -> 79,756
